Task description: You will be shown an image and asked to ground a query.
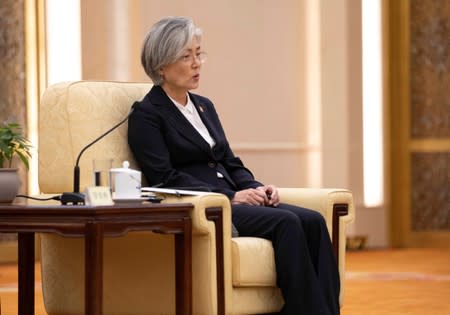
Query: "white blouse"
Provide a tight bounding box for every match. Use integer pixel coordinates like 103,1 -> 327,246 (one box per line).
170,94 -> 216,148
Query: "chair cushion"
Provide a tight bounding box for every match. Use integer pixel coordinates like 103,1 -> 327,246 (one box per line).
231,237 -> 277,287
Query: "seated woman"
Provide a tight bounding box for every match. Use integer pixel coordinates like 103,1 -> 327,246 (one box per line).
128,16 -> 340,315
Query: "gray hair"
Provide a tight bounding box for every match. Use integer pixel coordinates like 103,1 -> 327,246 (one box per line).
141,16 -> 202,85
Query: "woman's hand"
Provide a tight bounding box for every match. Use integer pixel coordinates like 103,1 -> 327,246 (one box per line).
231,188 -> 268,206
256,184 -> 280,207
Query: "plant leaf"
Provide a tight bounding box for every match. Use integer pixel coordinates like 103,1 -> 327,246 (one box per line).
0,122 -> 32,169
16,150 -> 30,169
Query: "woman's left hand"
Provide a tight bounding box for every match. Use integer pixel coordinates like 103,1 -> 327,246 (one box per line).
257,184 -> 280,207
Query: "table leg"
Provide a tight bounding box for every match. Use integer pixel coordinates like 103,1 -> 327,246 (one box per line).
175,217 -> 192,315
18,232 -> 35,315
206,208 -> 225,315
85,222 -> 104,315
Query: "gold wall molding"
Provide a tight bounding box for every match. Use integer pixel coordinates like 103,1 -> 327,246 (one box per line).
25,0 -> 46,194
410,139 -> 450,152
387,0 -> 412,247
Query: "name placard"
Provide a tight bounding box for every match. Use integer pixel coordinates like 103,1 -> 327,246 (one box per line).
85,186 -> 114,206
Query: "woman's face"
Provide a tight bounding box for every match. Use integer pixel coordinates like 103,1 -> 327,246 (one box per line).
160,37 -> 203,95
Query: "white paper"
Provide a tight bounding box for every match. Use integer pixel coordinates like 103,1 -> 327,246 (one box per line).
141,187 -> 211,196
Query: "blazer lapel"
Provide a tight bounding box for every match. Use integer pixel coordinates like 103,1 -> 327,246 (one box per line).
189,93 -> 221,143
149,86 -> 212,154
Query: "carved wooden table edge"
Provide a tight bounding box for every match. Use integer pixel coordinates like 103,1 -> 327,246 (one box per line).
0,202 -> 194,315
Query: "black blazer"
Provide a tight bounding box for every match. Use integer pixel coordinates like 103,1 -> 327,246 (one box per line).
128,85 -> 262,199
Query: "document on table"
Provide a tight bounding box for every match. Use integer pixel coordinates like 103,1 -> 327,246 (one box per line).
141,187 -> 212,196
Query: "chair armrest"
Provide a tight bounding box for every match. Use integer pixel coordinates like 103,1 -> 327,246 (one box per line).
160,192 -> 232,236
278,187 -> 355,259
278,188 -> 355,225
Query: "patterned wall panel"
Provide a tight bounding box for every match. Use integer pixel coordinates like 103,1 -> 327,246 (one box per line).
410,0 -> 450,138
0,0 -> 25,243
411,152 -> 449,230
0,0 -> 26,123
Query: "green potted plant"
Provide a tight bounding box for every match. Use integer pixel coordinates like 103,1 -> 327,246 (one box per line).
0,122 -> 32,203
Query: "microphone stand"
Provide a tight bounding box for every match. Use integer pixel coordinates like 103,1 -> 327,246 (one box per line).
60,103 -> 138,205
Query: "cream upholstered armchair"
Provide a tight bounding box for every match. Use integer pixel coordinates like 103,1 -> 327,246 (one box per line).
38,81 -> 355,314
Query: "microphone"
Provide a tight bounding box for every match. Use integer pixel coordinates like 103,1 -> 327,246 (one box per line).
60,102 -> 140,205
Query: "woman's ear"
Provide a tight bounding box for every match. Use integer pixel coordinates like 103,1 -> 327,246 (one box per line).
159,68 -> 165,80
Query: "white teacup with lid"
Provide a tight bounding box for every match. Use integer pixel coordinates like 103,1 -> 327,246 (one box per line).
110,161 -> 141,199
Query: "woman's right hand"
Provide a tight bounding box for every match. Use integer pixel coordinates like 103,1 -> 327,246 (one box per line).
231,188 -> 268,206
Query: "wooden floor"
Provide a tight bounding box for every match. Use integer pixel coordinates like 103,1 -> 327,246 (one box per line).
341,248 -> 450,315
0,248 -> 449,314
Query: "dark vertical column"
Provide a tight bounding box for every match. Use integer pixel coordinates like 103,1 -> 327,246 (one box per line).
18,232 -> 35,315
175,217 -> 192,315
206,207 -> 225,315
85,222 -> 104,315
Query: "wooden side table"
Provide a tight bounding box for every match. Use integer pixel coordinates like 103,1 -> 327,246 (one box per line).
0,202 -> 194,315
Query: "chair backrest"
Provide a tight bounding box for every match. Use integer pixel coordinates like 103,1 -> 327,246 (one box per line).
39,81 -> 152,193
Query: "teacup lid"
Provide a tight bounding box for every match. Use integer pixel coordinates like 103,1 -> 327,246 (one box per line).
110,161 -> 140,174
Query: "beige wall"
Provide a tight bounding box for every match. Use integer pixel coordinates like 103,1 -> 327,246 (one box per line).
82,0 -> 309,188
79,0 -> 387,247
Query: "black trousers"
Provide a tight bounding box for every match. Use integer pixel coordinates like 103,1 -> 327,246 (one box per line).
232,203 -> 340,315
